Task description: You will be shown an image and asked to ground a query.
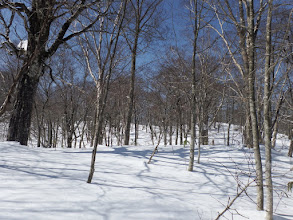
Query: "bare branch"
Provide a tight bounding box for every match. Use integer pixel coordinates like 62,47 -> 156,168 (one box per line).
46,1 -> 103,58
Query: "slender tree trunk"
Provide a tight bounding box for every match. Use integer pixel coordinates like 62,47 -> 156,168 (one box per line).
37,125 -> 42,147
163,118 -> 167,146
149,123 -> 154,145
227,122 -> 231,146
134,108 -> 138,146
288,128 -> 293,157
180,119 -> 183,145
87,3 -> 126,181
169,122 -> 172,145
288,140 -> 293,157
264,1 -> 274,218
88,84 -> 107,183
247,0 -> 263,210
48,119 -> 53,148
175,120 -> 179,145
188,0 -> 198,172
88,92 -> 103,183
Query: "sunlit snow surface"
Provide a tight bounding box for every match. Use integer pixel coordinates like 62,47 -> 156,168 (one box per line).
0,124 -> 292,220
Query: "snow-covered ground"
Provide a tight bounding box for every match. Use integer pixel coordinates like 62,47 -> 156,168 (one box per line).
0,124 -> 292,220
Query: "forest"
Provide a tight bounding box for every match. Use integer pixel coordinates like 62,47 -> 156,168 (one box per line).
0,0 -> 293,220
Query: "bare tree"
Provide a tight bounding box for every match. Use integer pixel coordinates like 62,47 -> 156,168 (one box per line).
123,0 -> 163,145
208,0 -> 265,210
0,0 -> 103,145
187,0 -> 200,171
81,0 -> 128,183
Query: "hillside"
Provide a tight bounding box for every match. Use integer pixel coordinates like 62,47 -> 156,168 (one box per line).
0,124 -> 292,220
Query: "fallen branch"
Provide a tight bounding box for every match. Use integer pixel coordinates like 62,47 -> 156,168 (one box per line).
215,180 -> 255,220
147,132 -> 163,164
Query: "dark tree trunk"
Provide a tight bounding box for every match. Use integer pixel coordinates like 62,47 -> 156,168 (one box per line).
134,107 -> 138,146
244,114 -> 253,148
227,123 -> 231,146
289,140 -> 293,157
169,123 -> 172,145
200,111 -> 208,145
7,72 -> 40,145
180,123 -> 183,145
48,119 -> 53,148
288,128 -> 293,157
124,48 -> 137,145
67,133 -> 73,148
175,120 -> 179,145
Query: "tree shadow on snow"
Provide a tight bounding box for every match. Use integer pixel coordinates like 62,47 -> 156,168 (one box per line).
274,214 -> 293,220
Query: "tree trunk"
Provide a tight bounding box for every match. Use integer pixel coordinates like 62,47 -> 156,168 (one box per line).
288,140 -> 293,157
169,122 -> 172,145
124,38 -> 138,145
200,109 -> 208,145
264,1 -> 274,218
134,109 -> 138,146
163,118 -> 167,146
7,70 -> 40,145
188,0 -> 198,172
227,122 -> 231,146
149,123 -> 154,145
247,0 -> 264,210
47,119 -> 53,148
271,121 -> 278,148
180,122 -> 183,145
288,128 -> 293,157
244,114 -> 253,148
175,120 -> 179,145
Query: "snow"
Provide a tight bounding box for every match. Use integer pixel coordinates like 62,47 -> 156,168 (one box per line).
0,124 -> 292,220
17,40 -> 28,51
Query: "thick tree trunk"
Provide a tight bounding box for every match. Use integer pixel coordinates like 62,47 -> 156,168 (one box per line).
7,70 -> 40,145
67,135 -> 72,148
244,113 -> 253,148
271,121 -> 278,148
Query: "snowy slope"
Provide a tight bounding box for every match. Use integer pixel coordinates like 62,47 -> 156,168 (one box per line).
0,125 -> 292,220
